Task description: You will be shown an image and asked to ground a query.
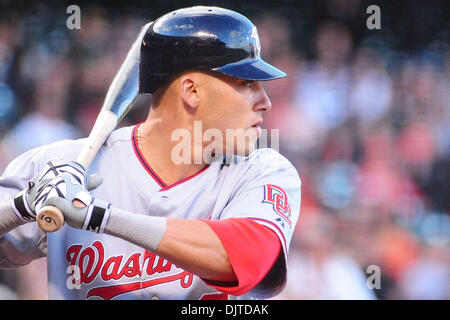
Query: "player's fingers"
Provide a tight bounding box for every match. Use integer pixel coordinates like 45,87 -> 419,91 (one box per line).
29,178 -> 51,194
42,197 -> 72,212
86,173 -> 103,191
42,197 -> 86,229
28,178 -> 52,205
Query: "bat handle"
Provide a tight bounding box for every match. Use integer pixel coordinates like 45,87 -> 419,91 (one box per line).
37,206 -> 65,233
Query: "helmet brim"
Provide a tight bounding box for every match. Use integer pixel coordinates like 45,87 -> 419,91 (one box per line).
214,58 -> 287,81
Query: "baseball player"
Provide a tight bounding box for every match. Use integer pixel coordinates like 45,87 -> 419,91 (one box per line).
0,6 -> 301,300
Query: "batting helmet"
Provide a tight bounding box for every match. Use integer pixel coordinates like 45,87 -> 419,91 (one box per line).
138,6 -> 287,94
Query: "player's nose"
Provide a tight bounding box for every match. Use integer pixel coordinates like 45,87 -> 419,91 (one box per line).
253,83 -> 272,113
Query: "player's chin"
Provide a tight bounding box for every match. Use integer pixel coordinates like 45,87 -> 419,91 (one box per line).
215,128 -> 260,157
240,143 -> 257,156
230,137 -> 259,157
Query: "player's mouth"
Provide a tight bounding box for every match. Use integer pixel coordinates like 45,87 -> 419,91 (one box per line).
251,120 -> 263,136
252,119 -> 263,127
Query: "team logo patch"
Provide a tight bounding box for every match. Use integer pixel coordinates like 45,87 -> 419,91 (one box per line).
262,184 -> 291,227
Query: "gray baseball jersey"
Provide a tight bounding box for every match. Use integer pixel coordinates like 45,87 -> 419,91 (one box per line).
0,125 -> 301,300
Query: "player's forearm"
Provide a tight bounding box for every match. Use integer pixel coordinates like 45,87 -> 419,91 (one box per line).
0,200 -> 26,237
156,218 -> 237,282
104,207 -> 236,282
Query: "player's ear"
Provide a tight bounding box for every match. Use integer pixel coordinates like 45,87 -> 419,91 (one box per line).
179,73 -> 200,110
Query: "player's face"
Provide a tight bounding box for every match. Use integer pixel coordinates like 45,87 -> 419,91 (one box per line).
198,72 -> 272,157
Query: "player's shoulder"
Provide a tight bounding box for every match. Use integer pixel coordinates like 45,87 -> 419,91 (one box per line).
17,137 -> 86,162
2,137 -> 86,178
248,148 -> 293,165
249,148 -> 298,173
104,125 -> 134,147
228,148 -> 301,184
25,125 -> 133,154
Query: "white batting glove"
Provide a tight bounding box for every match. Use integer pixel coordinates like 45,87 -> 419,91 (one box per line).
11,178 -> 53,222
11,159 -> 102,223
37,160 -> 88,187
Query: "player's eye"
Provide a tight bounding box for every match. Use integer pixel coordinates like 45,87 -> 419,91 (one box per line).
243,80 -> 254,88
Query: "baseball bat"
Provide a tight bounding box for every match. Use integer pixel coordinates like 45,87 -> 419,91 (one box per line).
36,22 -> 152,233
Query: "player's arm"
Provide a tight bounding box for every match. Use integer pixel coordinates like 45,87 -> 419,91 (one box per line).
148,217 -> 281,291
0,178 -> 49,238
0,160 -> 100,235
0,161 -> 70,238
0,159 -> 102,269
92,200 -> 238,282
41,173 -> 281,287
156,218 -> 236,282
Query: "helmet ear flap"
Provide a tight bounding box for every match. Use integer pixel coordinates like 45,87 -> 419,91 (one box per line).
138,46 -> 171,95
139,73 -> 169,95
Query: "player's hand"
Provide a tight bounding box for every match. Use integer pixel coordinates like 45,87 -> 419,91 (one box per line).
34,159 -> 103,211
36,159 -> 90,188
11,177 -> 53,222
11,160 -> 102,222
38,173 -> 110,233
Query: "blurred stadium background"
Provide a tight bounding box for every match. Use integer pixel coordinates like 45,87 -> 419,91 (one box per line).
0,0 -> 448,299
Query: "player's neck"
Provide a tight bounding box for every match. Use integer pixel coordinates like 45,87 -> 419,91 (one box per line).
137,117 -> 209,186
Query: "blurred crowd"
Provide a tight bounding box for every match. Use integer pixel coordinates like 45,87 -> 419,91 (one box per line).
0,1 -> 449,299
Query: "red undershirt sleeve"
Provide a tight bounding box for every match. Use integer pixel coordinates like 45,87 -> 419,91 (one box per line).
201,217 -> 281,296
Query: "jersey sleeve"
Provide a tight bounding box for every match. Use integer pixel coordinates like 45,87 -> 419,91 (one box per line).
217,149 -> 301,298
201,218 -> 281,297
